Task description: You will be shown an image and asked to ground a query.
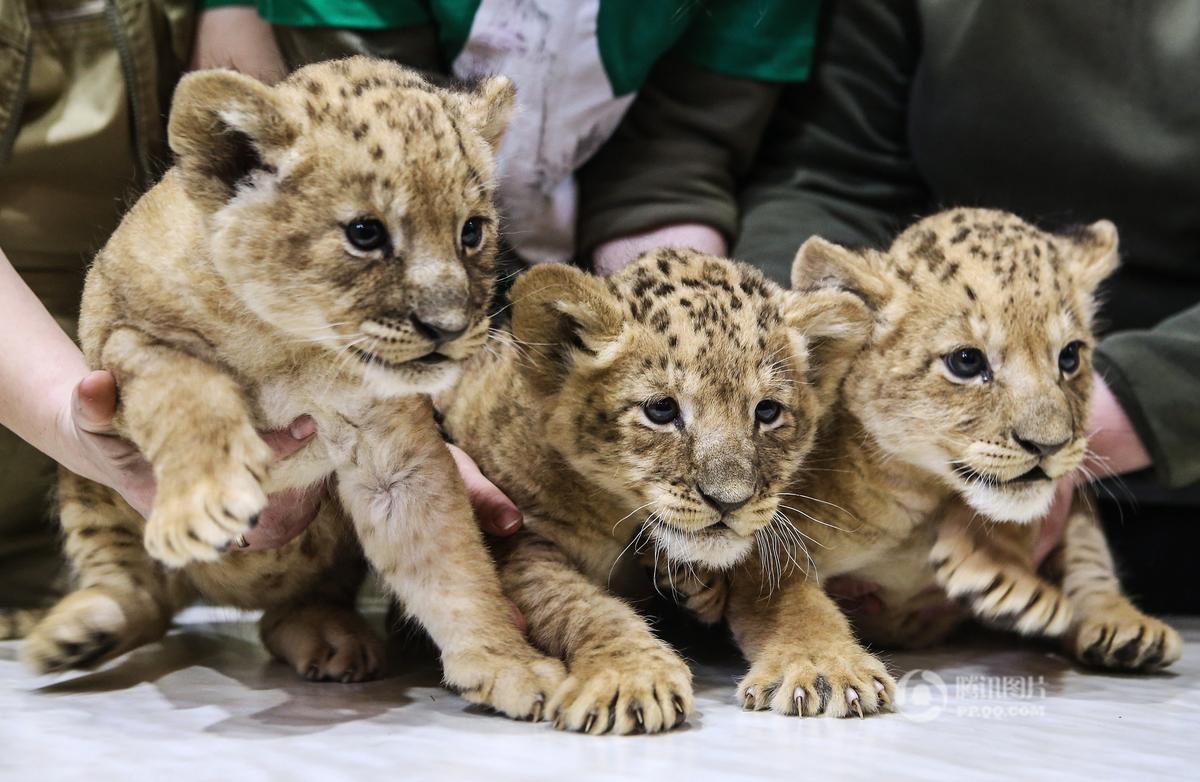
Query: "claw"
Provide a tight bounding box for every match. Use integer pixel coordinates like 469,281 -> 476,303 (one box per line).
530,696 -> 544,723
847,687 -> 864,719
673,695 -> 687,726
633,704 -> 645,730
583,712 -> 597,733
794,687 -> 805,714
743,687 -> 757,711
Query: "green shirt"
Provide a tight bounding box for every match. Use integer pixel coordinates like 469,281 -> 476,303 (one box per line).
202,0 -> 818,92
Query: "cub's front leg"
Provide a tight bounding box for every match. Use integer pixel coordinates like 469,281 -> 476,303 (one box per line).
499,531 -> 693,735
727,561 -> 895,718
1058,492 -> 1181,671
930,503 -> 1072,637
102,327 -> 274,567
336,403 -> 564,720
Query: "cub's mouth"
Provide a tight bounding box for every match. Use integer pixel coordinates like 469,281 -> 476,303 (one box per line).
954,464 -> 1051,487
351,347 -> 453,370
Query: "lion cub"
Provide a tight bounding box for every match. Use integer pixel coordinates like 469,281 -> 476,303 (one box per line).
441,249 -> 872,733
723,209 -> 1180,719
22,58 -> 564,719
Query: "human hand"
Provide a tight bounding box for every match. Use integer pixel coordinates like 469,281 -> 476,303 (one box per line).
592,223 -> 727,277
447,443 -> 523,536
1032,372 -> 1152,563
190,6 -> 288,84
65,370 -> 320,548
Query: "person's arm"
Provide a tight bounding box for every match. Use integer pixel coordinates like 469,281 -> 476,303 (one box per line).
190,4 -> 288,83
578,52 -> 781,274
733,0 -> 929,284
1092,304 -> 1200,489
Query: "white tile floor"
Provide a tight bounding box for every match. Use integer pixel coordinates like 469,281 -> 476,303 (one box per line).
2,606 -> 1196,782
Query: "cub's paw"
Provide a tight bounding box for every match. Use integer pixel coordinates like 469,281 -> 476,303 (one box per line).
262,605 -> 385,683
738,646 -> 895,718
443,647 -> 567,721
1068,596 -> 1182,672
548,643 -> 693,735
22,589 -> 152,674
653,560 -> 729,625
144,427 -> 273,567
939,561 -> 1072,638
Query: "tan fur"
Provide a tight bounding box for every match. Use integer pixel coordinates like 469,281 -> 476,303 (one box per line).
0,608 -> 46,640
22,58 -> 567,719
441,249 -> 872,733
711,209 -> 1179,720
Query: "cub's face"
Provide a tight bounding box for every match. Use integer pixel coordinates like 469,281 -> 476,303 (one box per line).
511,250 -> 869,569
795,208 -> 1119,522
168,58 -> 514,396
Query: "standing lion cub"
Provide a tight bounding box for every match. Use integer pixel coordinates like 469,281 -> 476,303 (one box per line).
22,57 -> 565,720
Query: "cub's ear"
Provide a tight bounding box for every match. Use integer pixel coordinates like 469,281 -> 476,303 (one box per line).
455,75 -> 516,150
791,236 -> 894,310
168,69 -> 297,208
510,264 -> 624,395
1064,219 -> 1120,294
783,287 -> 873,412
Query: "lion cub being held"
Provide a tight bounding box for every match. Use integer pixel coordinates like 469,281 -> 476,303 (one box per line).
441,249 -> 872,734
726,209 -> 1180,719
23,58 -> 564,719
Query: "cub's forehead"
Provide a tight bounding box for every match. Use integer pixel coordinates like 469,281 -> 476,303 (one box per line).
277,60 -> 492,188
893,209 -> 1088,342
609,250 -> 787,362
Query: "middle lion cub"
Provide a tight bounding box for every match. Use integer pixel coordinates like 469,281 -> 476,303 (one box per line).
442,249 -> 874,734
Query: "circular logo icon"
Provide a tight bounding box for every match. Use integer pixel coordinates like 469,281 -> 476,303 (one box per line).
895,669 -> 948,722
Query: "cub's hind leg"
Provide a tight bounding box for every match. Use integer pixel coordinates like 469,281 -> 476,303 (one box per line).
1,609 -> 47,640
1059,492 -> 1181,671
261,602 -> 384,683
23,472 -> 193,673
258,537 -> 383,684
931,504 -> 1072,638
498,531 -> 693,735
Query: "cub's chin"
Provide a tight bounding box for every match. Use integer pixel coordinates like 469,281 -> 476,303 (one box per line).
359,354 -> 463,398
648,525 -> 755,570
959,476 -> 1057,523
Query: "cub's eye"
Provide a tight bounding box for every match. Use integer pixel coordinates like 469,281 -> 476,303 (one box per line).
1059,340 -> 1084,374
643,397 -> 679,426
461,217 -> 485,250
755,399 -> 782,425
944,347 -> 990,380
344,218 -> 389,252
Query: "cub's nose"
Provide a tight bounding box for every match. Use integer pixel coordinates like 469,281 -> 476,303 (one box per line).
697,486 -> 750,516
410,314 -> 466,345
1012,432 -> 1069,457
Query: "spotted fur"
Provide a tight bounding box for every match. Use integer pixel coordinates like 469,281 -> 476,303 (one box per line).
441,249 -> 872,733
22,58 -> 567,719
